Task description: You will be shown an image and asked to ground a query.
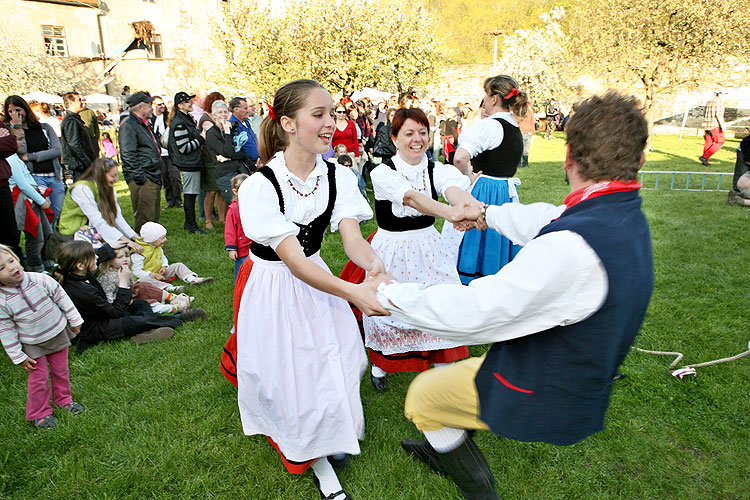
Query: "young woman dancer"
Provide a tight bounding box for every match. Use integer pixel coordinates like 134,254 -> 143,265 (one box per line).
451,75 -> 528,284
233,79 -> 387,500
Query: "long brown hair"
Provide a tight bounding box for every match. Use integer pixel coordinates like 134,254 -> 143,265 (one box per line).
3,95 -> 41,128
77,158 -> 119,226
483,75 -> 529,118
258,79 -> 327,164
56,241 -> 96,282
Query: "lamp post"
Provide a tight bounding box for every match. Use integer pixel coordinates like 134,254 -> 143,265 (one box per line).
485,30 -> 503,72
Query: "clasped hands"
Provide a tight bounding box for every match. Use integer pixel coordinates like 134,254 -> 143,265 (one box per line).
448,201 -> 488,232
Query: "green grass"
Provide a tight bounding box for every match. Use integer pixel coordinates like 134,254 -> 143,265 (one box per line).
1,133 -> 748,499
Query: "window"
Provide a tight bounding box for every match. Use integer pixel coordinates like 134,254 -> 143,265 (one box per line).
41,25 -> 67,57
149,34 -> 163,59
143,0 -> 157,3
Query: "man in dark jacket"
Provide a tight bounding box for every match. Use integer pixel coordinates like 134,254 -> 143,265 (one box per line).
367,91 -> 654,500
118,91 -> 161,233
61,92 -> 96,181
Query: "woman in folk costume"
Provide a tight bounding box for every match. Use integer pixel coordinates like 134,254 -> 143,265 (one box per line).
450,75 -> 529,284
233,79 -> 386,500
355,107 -> 480,391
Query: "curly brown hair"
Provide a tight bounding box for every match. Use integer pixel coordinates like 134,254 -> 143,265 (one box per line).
566,91 -> 648,182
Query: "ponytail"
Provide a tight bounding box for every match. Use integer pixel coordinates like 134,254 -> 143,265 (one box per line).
483,75 -> 529,118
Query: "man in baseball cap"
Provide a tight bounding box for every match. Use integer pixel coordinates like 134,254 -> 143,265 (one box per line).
126,91 -> 154,109
174,91 -> 196,105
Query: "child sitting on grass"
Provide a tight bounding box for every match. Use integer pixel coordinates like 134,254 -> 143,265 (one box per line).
95,244 -> 196,313
131,222 -> 214,287
224,173 -> 250,281
0,244 -> 84,430
57,241 -> 202,352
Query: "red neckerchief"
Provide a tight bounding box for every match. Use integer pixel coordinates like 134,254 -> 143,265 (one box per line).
563,180 -> 641,209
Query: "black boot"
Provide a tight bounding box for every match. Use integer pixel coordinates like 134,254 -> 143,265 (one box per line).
401,439 -> 446,475
438,435 -> 499,500
183,194 -> 206,234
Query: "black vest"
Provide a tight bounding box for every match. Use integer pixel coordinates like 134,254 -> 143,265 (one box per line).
374,159 -> 438,231
475,191 -> 653,445
470,118 -> 522,178
25,125 -> 55,174
249,163 -> 337,261
167,110 -> 203,171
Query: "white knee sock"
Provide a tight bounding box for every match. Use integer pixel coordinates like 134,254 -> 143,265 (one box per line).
312,458 -> 345,499
424,426 -> 467,453
371,365 -> 386,378
432,362 -> 454,368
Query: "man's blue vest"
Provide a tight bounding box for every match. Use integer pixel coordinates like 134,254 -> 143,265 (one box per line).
475,190 -> 653,445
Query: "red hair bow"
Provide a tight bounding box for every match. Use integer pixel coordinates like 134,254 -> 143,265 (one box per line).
268,104 -> 276,121
504,88 -> 519,100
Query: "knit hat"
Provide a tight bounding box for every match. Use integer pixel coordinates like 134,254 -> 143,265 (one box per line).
140,222 -> 167,243
95,243 -> 116,266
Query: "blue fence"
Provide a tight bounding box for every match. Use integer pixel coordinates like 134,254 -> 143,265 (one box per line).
639,171 -> 732,192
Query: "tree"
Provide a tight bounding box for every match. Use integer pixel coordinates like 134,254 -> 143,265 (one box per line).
567,0 -> 750,129
213,0 -> 444,98
496,7 -> 572,103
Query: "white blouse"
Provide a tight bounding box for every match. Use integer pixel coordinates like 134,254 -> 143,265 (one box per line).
70,184 -> 138,244
238,152 -> 373,251
371,153 -> 471,218
458,111 -> 519,158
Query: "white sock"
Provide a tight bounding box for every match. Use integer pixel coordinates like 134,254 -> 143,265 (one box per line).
432,362 -> 454,369
371,365 -> 386,378
424,426 -> 467,453
311,458 -> 345,499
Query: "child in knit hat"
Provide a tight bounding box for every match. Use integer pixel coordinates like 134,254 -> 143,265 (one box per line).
131,222 -> 214,287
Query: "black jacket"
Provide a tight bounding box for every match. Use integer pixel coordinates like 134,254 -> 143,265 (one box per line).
168,110 -> 205,172
60,272 -> 132,345
118,112 -> 161,185
373,122 -> 396,157
61,111 -> 96,174
205,124 -> 247,179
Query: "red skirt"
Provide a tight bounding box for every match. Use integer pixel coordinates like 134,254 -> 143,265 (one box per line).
339,230 -> 469,373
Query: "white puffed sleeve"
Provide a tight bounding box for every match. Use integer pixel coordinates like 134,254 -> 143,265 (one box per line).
329,164 -> 373,232
238,171 -> 299,250
371,164 -> 412,206
431,161 -> 471,196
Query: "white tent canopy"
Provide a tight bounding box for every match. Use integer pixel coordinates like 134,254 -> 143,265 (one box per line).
21,91 -> 63,104
84,93 -> 118,104
350,87 -> 394,102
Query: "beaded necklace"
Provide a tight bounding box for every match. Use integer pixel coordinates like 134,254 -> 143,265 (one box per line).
288,176 -> 320,197
399,165 -> 427,192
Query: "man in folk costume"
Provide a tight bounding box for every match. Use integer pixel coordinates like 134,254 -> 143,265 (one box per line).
368,91 -> 654,499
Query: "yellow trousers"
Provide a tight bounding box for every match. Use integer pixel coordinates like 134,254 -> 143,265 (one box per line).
404,356 -> 491,432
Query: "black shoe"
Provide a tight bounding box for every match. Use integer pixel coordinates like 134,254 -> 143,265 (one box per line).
438,435 -> 499,500
699,156 -> 710,167
401,439 -> 446,475
313,474 -> 352,500
180,308 -> 207,322
327,453 -> 352,468
187,227 -> 207,235
370,373 -> 387,391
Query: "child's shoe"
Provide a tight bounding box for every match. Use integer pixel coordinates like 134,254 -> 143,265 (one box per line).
60,402 -> 85,415
185,275 -> 214,286
171,294 -> 194,311
34,414 -> 57,430
165,284 -> 187,294
180,308 -> 207,322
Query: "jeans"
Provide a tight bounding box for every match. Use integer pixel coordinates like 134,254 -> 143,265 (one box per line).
32,174 -> 66,225
234,255 -> 246,281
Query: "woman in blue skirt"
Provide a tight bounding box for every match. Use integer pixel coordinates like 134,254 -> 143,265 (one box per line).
450,75 -> 529,284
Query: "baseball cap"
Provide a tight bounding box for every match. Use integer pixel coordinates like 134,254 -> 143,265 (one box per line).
126,91 -> 154,107
174,91 -> 196,105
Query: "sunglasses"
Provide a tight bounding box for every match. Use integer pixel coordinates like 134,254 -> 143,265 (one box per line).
336,110 -> 346,114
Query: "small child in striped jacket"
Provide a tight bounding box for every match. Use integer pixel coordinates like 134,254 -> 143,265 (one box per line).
0,244 -> 85,430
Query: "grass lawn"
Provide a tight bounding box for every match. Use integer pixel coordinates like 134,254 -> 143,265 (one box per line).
1,133 -> 748,499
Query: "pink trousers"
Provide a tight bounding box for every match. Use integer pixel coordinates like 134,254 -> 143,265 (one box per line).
26,348 -> 73,421
703,127 -> 725,160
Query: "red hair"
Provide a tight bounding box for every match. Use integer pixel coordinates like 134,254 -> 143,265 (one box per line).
390,107 -> 429,138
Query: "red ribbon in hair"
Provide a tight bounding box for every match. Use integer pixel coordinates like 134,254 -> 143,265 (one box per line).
504,88 -> 519,100
267,104 -> 276,121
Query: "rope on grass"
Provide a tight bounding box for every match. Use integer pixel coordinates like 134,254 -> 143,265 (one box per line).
632,341 -> 750,379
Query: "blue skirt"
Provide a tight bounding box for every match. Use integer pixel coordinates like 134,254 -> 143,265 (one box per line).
456,176 -> 519,285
